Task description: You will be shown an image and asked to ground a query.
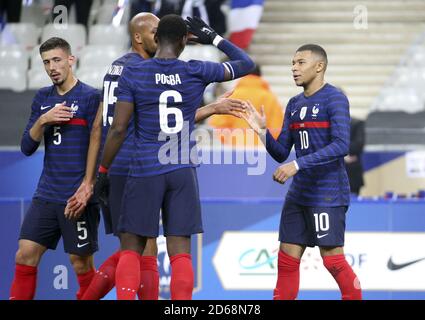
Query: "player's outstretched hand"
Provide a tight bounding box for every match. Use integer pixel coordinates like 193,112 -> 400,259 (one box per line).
94,172 -> 110,208
185,16 -> 217,45
240,100 -> 266,134
42,101 -> 73,125
273,162 -> 298,184
213,90 -> 246,118
65,180 -> 93,220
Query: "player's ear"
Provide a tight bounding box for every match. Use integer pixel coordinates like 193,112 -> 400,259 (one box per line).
68,54 -> 76,67
181,35 -> 188,48
316,61 -> 325,73
134,32 -> 142,44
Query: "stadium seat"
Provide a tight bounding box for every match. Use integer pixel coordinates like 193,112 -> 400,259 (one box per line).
0,45 -> 28,70
0,67 -> 27,91
408,47 -> 425,67
41,24 -> 86,53
76,66 -> 108,89
27,68 -> 53,90
394,67 -> 425,99
376,87 -> 424,113
95,2 -> 117,24
1,23 -> 41,51
79,45 -> 126,69
20,2 -> 49,27
88,24 -> 129,47
29,46 -> 43,70
179,45 -> 222,62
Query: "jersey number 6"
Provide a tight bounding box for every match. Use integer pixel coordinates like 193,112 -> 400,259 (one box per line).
159,90 -> 183,134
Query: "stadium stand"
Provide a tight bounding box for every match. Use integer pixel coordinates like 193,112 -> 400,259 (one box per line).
249,0 -> 425,121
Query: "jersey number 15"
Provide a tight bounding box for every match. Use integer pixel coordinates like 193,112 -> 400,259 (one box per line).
102,81 -> 118,127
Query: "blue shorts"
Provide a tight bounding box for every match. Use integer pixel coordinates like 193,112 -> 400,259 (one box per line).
19,198 -> 100,255
279,200 -> 347,247
118,167 -> 203,237
101,175 -> 127,236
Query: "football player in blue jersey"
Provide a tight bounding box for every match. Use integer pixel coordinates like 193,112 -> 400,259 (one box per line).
95,14 -> 254,299
9,37 -> 101,300
66,13 -> 247,300
242,44 -> 362,300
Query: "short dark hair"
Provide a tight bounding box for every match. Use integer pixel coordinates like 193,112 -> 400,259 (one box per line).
39,37 -> 72,55
296,44 -> 327,65
250,63 -> 261,76
156,14 -> 187,43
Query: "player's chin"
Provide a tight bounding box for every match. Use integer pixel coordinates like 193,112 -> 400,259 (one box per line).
51,78 -> 65,86
293,79 -> 303,86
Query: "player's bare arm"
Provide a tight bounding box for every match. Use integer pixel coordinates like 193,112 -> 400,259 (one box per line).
194,90 -> 246,123
100,101 -> 134,169
240,100 -> 266,136
273,162 -> 298,184
65,102 -> 103,219
94,101 -> 133,207
29,102 -> 72,141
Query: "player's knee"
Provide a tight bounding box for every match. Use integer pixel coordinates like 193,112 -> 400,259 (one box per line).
69,254 -> 94,274
15,248 -> 41,266
143,238 -> 158,256
166,236 -> 190,257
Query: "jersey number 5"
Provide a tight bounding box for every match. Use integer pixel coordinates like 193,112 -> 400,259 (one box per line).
159,90 -> 183,134
53,126 -> 61,145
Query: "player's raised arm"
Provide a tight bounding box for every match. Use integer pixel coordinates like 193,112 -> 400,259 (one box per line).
21,96 -> 72,156
295,93 -> 350,170
242,100 -> 293,163
185,16 -> 255,81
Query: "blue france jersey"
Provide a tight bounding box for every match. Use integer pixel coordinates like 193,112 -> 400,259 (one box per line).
266,84 -> 351,207
21,81 -> 100,204
117,56 -> 225,177
101,52 -> 140,176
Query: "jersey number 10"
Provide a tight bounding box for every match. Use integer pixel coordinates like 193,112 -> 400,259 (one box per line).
299,130 -> 309,150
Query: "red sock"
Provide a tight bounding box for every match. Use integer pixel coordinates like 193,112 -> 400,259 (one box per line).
274,250 -> 300,300
76,268 -> 95,300
323,254 -> 362,300
81,251 -> 121,300
170,253 -> 194,300
115,250 -> 141,300
9,264 -> 37,300
137,256 -> 159,300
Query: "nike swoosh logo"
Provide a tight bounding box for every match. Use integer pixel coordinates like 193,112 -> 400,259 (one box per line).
40,105 -> 51,110
387,256 -> 425,271
77,242 -> 89,248
317,233 -> 328,239
291,110 -> 298,116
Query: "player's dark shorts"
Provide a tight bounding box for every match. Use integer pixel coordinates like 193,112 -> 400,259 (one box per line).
279,200 -> 348,247
101,175 -> 127,236
19,198 -> 100,255
118,167 -> 203,237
